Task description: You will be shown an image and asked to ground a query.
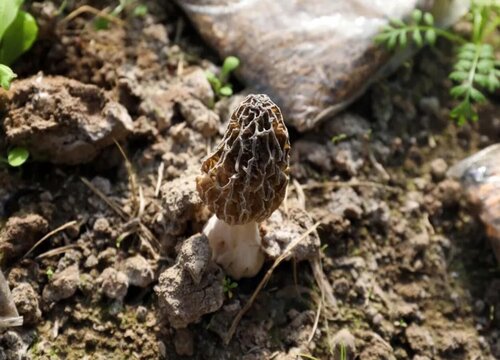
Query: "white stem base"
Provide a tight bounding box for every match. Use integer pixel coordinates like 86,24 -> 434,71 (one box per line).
203,215 -> 265,279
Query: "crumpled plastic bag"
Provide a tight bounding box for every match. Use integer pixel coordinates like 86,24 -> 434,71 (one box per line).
448,144 -> 500,262
0,270 -> 23,328
176,0 -> 468,131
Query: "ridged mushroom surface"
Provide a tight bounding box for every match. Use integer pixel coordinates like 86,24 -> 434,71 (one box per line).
196,94 -> 290,225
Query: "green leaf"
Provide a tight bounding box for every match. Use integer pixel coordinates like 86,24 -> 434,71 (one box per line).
450,84 -> 469,98
221,56 -> 240,77
450,100 -> 477,125
486,71 -> 500,92
474,73 -> 488,87
94,17 -> 109,30
133,4 -> 148,17
461,43 -> 476,53
7,147 -> 29,167
479,44 -> 494,58
477,59 -> 494,73
412,29 -> 423,47
411,9 -> 422,23
455,59 -> 473,71
0,0 -> 23,41
424,29 -> 436,45
0,10 -> 38,65
388,32 -> 398,50
449,71 -> 468,82
458,50 -> 476,61
423,12 -> 434,25
219,86 -> 233,97
0,64 -> 16,90
390,18 -> 405,27
398,31 -> 407,48
374,32 -> 390,45
469,87 -> 486,102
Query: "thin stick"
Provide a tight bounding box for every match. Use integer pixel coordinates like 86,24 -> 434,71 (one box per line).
224,221 -> 321,345
81,177 -> 128,220
155,162 -> 164,198
36,244 -> 79,259
23,221 -> 78,259
59,5 -> 125,27
307,294 -> 322,344
115,140 -> 139,217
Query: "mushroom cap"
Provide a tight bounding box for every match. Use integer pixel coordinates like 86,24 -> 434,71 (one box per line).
196,94 -> 290,225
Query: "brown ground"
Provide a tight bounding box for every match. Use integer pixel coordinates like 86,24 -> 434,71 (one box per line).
0,1 -> 499,359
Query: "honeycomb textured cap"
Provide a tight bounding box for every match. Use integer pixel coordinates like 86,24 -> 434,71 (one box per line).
196,94 -> 290,225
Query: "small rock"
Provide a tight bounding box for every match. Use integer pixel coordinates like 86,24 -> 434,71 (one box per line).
122,255 -> 155,288
93,218 -> 111,234
99,267 -> 129,300
42,265 -> 80,303
11,283 -> 42,325
84,254 -> 98,268
174,328 -> 194,356
178,98 -> 219,137
430,158 -> 448,181
136,306 -> 147,323
0,214 -> 48,265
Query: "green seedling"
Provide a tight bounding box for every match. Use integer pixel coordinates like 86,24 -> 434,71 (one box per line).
46,267 -> 54,281
0,64 -> 16,90
339,342 -> 348,360
222,276 -> 238,299
206,56 -> 240,98
0,0 -> 38,90
0,147 -> 29,167
376,2 -> 500,125
331,133 -> 348,144
95,0 -> 148,30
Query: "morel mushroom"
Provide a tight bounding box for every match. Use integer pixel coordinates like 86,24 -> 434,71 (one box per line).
196,94 -> 290,279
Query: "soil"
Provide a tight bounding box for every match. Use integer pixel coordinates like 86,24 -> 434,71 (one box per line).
1,1 -> 499,359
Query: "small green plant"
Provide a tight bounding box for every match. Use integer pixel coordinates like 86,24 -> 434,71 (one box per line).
0,147 -> 29,167
339,342 -> 348,360
376,1 -> 500,125
46,267 -> 54,281
222,276 -> 238,299
0,0 -> 38,90
94,0 -> 148,30
331,133 -> 348,144
206,56 -> 240,97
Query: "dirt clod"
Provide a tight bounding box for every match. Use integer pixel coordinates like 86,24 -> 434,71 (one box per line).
99,267 -> 129,301
2,75 -> 133,164
122,255 -> 155,288
262,207 -> 320,261
0,213 -> 48,265
155,233 -> 224,329
11,283 -> 42,325
42,264 -> 80,303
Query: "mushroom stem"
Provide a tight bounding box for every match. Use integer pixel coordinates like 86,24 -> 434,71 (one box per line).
203,215 -> 265,279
